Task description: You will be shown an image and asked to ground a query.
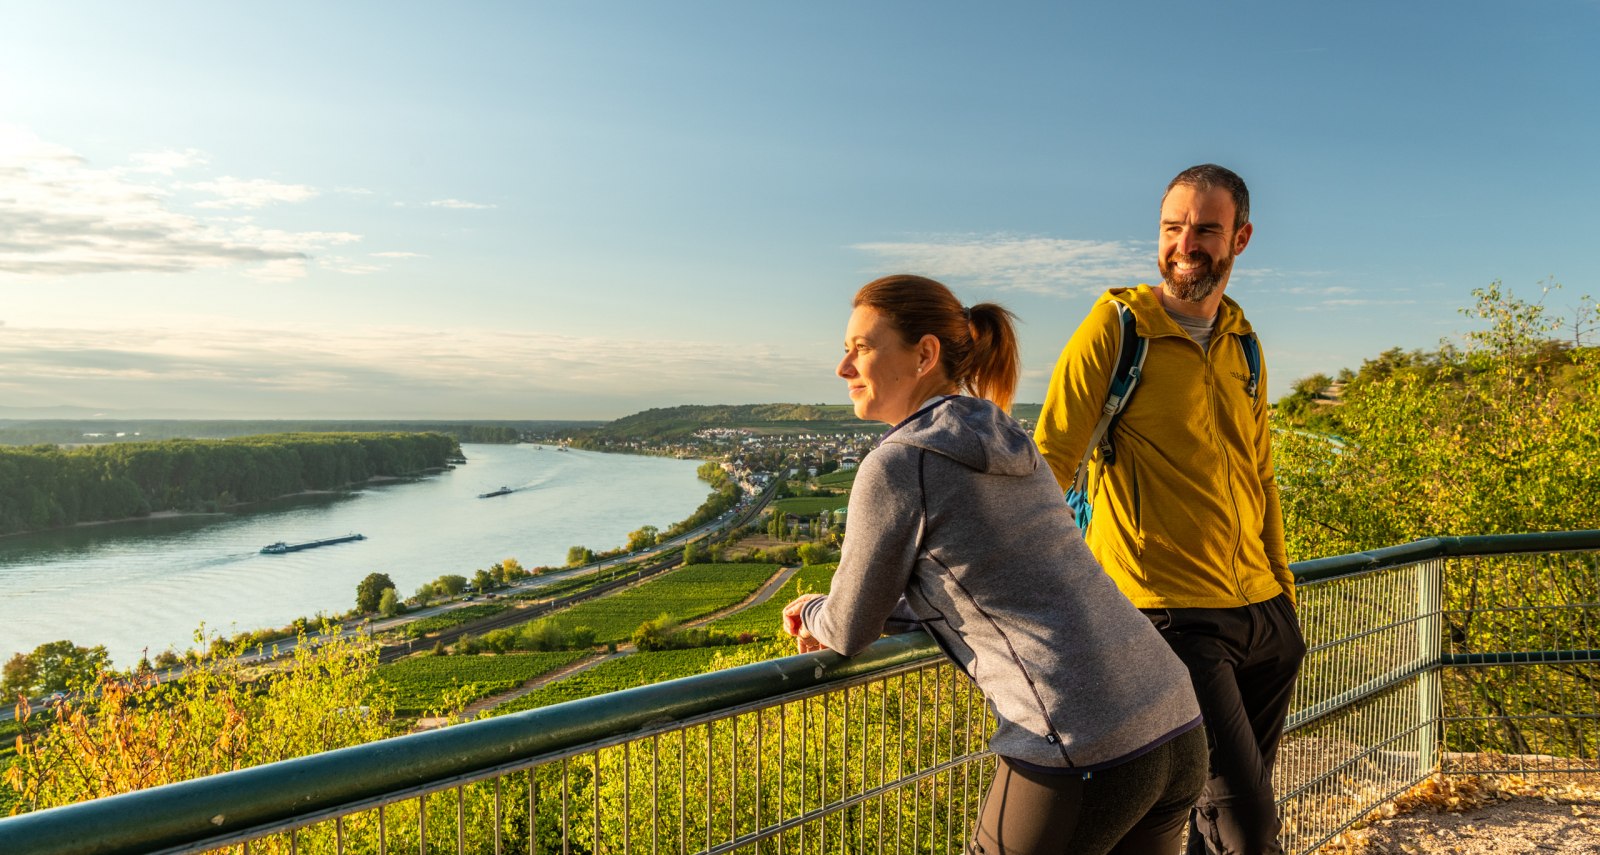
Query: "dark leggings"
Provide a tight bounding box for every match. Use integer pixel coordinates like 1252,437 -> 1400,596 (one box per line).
969,726 -> 1208,855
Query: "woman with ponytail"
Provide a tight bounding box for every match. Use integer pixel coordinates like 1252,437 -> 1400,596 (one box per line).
782,275 -> 1206,854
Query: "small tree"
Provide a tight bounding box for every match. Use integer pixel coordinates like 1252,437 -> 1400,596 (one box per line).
355,572 -> 396,614
566,545 -> 594,567
681,541 -> 702,566
3,652 -> 40,699
8,641 -> 112,695
626,525 -> 659,552
473,568 -> 494,593
434,574 -> 469,596
377,587 -> 401,617
413,582 -> 435,607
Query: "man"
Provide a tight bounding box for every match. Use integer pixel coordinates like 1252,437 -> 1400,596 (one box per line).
1034,164 -> 1305,855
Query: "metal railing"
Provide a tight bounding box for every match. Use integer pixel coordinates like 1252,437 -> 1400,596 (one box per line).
2,531 -> 1597,855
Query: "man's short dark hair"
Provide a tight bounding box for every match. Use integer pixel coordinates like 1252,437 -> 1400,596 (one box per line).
1166,164 -> 1250,231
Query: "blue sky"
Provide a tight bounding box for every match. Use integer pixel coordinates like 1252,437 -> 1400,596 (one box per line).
1,1 -> 1594,419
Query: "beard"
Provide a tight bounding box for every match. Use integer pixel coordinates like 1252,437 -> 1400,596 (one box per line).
1160,250 -> 1234,304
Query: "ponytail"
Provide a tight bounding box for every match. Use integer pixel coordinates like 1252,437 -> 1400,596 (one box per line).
962,302 -> 1020,412
852,275 -> 1021,413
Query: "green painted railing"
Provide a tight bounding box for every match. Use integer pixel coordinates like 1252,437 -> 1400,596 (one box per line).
1,530 -> 1597,855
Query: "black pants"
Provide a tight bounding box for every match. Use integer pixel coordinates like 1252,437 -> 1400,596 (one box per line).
1145,594 -> 1306,855
969,726 -> 1207,855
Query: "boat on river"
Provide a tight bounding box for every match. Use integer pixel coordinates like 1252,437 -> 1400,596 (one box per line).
477,486 -> 514,499
260,533 -> 366,555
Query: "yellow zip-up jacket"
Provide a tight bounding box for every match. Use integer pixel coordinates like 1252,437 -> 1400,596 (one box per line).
1034,285 -> 1293,609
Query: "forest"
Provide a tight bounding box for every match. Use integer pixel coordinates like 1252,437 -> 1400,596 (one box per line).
0,431 -> 459,535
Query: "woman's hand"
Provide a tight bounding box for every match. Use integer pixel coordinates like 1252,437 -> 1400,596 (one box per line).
781,593 -> 828,653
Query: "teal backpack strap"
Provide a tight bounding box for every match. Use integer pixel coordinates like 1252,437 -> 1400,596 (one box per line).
1066,303 -> 1147,533
1240,331 -> 1261,400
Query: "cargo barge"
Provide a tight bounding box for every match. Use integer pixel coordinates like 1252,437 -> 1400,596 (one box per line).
260,533 -> 367,554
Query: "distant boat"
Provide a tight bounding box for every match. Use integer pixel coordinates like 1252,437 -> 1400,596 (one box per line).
478,486 -> 514,499
260,533 -> 366,555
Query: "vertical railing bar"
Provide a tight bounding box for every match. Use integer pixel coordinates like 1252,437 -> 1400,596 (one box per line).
756,707 -> 764,849
625,740 -> 633,855
678,728 -> 687,855
799,695 -> 808,853
290,827 -> 298,855
963,674 -> 974,844
561,757 -> 570,855
456,784 -> 465,855
529,768 -> 537,855
878,678 -> 887,855
778,701 -> 787,855
730,715 -> 739,844
334,815 -> 345,855
914,667 -> 923,855
932,669 -> 943,855
378,802 -> 387,855
652,734 -> 660,855
418,793 -> 426,855
860,684 -> 869,854
706,721 -> 714,854
494,776 -> 503,855
593,751 -> 601,855
897,672 -> 906,855
840,680 -> 849,854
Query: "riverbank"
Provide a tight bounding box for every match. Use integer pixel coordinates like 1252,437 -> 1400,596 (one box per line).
0,472 -> 446,541
0,443 -> 719,668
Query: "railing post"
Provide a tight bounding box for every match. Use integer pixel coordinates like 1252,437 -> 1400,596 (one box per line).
1416,557 -> 1443,773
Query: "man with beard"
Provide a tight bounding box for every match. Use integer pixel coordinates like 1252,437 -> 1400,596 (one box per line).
1034,164 -> 1304,855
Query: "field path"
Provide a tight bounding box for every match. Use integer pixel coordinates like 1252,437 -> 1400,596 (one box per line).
680,564 -> 801,629
425,564 -> 805,726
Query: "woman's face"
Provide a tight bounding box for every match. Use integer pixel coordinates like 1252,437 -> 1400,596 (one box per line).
837,305 -> 924,425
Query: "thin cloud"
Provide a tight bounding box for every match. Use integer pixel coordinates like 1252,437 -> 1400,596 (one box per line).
853,235 -> 1154,296
0,321 -> 826,417
372,251 -> 428,258
189,176 -> 318,209
427,198 -> 496,210
127,148 -> 207,175
0,124 -> 359,280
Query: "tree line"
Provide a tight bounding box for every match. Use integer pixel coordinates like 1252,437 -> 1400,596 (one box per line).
0,420 -> 580,447
0,432 -> 459,535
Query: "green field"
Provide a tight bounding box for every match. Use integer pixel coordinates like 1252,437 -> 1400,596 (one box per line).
816,468 -> 858,487
769,496 -> 849,516
401,604 -> 511,639
376,651 -> 585,716
542,563 -> 779,644
495,648 -> 731,714
704,564 -> 837,639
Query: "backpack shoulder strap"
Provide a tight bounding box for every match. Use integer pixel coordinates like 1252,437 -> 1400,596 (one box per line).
1239,331 -> 1262,400
1070,303 -> 1147,494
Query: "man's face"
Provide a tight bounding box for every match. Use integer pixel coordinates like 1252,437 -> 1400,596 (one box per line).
1157,184 -> 1252,305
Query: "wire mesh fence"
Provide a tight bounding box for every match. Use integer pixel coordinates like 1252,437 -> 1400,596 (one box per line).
2,535 -> 1597,855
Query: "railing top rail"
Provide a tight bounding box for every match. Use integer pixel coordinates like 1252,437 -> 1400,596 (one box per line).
1290,529 -> 1600,584
0,634 -> 941,855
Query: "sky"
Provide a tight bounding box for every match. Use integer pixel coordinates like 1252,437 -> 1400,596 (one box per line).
1,1 -> 1595,420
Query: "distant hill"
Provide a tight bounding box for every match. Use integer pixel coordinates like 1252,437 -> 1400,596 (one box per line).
577,402 -> 1044,442
0,420 -> 603,447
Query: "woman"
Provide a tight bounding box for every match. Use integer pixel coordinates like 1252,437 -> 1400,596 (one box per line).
781,274 -> 1206,855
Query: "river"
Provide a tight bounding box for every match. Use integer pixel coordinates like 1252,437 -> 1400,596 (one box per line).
0,444 -> 710,668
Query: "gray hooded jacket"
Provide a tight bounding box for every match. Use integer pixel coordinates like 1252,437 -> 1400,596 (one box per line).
802,396 -> 1200,770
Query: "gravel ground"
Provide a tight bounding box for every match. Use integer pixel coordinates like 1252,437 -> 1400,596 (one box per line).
1320,774 -> 1600,854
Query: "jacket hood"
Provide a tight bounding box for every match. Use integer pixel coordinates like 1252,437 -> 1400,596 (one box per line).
1106,284 -> 1254,339
880,396 -> 1038,477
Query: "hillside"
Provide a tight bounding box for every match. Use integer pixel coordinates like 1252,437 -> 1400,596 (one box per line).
577,402 -> 1045,442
